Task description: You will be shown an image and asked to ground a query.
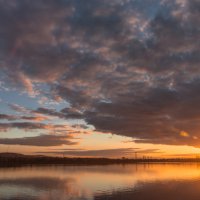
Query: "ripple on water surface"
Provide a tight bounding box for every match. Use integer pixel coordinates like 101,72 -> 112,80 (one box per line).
1,164 -> 200,200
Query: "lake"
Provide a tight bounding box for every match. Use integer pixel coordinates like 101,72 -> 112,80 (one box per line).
1,164 -> 200,200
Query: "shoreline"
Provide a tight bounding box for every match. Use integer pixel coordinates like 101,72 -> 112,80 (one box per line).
1,153 -> 200,167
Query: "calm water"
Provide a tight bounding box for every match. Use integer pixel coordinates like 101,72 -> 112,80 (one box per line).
1,164 -> 200,200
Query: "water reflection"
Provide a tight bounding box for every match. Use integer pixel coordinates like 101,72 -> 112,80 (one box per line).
1,164 -> 200,200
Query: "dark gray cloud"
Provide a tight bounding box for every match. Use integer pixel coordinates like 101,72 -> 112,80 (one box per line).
34,107 -> 83,119
0,122 -> 71,134
0,134 -> 77,146
1,0 -> 200,147
0,113 -> 48,121
38,148 -> 161,157
0,122 -> 46,131
0,120 -> 90,137
0,114 -> 17,121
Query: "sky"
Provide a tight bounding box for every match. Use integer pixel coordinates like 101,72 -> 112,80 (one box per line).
1,0 -> 200,158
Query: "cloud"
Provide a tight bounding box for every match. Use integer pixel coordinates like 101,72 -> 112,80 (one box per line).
20,115 -> 48,122
0,134 -> 78,146
0,122 -> 65,133
0,114 -> 17,121
0,120 -> 93,136
0,113 -> 48,122
34,107 -> 83,119
38,148 -> 161,157
1,0 -> 200,147
0,122 -> 46,131
8,104 -> 30,113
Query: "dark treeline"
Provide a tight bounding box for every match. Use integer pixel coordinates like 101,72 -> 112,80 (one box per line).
1,153 -> 200,167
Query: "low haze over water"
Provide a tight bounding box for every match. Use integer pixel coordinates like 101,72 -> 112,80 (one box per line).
1,164 -> 200,200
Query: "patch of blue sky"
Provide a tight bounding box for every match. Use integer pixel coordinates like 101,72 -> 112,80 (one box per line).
0,90 -> 38,113
0,129 -> 42,139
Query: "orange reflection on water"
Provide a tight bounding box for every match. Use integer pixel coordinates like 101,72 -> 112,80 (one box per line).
1,164 -> 200,200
